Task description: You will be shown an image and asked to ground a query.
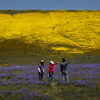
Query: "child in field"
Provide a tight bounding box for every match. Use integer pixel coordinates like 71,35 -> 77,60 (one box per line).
38,60 -> 45,81
49,61 -> 59,83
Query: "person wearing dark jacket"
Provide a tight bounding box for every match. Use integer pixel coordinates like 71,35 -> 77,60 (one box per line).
49,61 -> 59,83
38,60 -> 45,81
60,58 -> 70,82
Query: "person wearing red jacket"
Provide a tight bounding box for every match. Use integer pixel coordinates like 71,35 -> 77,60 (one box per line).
49,61 -> 59,83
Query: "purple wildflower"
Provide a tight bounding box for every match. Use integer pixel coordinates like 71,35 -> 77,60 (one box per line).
0,94 -> 2,98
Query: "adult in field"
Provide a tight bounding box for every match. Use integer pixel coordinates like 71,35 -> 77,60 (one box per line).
49,61 -> 59,83
60,58 -> 70,82
38,60 -> 45,81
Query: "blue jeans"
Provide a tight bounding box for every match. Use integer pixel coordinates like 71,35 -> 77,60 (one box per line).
38,71 -> 44,81
62,71 -> 69,82
49,72 -> 53,83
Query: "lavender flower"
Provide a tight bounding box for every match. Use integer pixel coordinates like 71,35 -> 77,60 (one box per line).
0,94 -> 2,98
5,91 -> 12,95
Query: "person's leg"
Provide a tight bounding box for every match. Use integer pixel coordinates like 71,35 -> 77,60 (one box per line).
41,72 -> 43,80
42,72 -> 44,79
49,73 -> 51,82
62,72 -> 65,81
38,72 -> 41,81
51,72 -> 53,82
66,74 -> 69,82
65,73 -> 69,82
49,72 -> 53,83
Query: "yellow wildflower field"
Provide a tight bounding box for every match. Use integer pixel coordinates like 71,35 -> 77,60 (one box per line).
0,10 -> 100,55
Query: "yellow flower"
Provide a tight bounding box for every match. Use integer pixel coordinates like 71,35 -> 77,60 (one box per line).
0,10 -> 100,55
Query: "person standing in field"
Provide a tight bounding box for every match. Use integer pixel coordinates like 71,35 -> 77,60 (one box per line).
49,61 -> 59,83
60,58 -> 70,82
38,60 -> 45,81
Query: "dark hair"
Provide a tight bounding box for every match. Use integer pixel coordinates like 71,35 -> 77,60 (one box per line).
62,58 -> 65,62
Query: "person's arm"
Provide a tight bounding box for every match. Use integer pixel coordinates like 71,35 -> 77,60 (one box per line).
43,68 -> 44,72
38,65 -> 41,73
52,62 -> 59,66
38,68 -> 41,72
66,59 -> 70,64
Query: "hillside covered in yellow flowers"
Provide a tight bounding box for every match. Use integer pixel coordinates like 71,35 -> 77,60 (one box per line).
0,10 -> 100,55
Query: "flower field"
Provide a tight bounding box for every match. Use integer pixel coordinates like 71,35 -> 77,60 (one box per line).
0,10 -> 100,55
0,10 -> 100,100
0,63 -> 100,100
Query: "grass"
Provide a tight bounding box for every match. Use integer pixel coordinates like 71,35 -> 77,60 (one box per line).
0,52 -> 100,66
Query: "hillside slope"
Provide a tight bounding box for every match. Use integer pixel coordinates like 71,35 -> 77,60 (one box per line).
0,10 -> 100,55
